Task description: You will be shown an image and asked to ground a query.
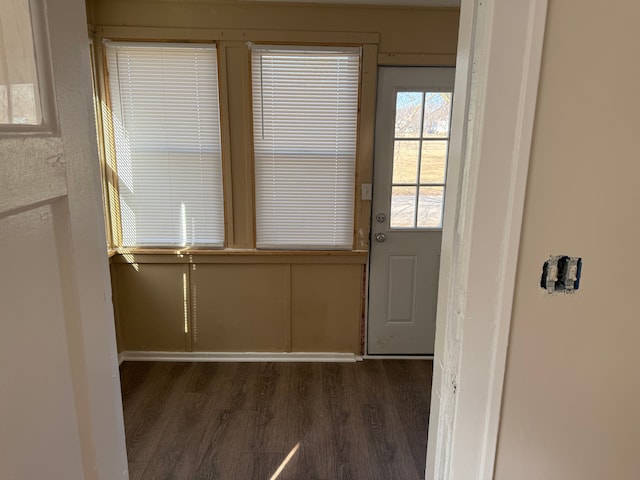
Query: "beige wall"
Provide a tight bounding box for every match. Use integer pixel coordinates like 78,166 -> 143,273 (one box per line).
91,0 -> 459,57
495,1 -> 640,478
111,255 -> 364,353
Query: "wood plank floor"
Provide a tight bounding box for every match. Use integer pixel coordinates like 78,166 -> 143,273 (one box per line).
120,360 -> 432,480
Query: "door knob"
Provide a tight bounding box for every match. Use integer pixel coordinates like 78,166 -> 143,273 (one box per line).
375,233 -> 386,243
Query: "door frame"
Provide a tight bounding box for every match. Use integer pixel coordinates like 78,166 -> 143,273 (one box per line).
0,0 -> 129,478
46,0 -> 549,478
427,0 -> 548,478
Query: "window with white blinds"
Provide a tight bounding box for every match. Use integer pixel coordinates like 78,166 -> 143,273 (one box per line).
251,45 -> 360,250
106,43 -> 224,248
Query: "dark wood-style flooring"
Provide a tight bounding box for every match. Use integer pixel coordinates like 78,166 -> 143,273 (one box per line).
120,360 -> 432,480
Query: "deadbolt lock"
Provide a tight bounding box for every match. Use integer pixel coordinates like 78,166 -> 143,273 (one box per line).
376,213 -> 386,223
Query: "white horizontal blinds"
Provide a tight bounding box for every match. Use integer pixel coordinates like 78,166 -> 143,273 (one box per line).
252,45 -> 360,250
106,43 -> 224,248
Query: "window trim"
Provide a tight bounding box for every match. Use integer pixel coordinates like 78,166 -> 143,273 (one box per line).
89,37 -> 113,250
96,26 -> 380,45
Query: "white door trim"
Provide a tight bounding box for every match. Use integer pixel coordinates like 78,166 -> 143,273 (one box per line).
48,2 -> 129,478
426,0 -> 548,479
56,0 -> 548,478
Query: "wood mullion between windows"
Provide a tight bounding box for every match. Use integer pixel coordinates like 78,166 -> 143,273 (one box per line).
219,41 -> 255,249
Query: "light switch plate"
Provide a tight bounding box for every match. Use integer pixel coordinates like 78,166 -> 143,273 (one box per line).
361,183 -> 372,200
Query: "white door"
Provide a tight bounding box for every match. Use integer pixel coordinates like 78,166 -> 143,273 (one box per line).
0,1 -> 127,479
368,67 -> 455,355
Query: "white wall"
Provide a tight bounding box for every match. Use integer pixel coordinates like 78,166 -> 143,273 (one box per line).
0,0 -> 127,479
0,203 -> 88,480
495,1 -> 640,478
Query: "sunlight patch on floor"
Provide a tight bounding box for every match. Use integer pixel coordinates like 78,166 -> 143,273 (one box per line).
269,442 -> 300,480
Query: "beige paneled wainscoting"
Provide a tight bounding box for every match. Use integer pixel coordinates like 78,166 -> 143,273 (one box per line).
110,252 -> 366,355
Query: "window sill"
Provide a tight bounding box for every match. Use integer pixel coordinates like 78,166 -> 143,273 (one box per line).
110,248 -> 368,265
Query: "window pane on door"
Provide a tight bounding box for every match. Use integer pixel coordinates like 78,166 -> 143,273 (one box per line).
394,92 -> 423,138
423,92 -> 451,138
417,187 -> 444,228
391,186 -> 417,228
420,140 -> 448,184
392,140 -> 419,184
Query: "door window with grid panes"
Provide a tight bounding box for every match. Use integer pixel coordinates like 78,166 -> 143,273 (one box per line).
390,91 -> 452,228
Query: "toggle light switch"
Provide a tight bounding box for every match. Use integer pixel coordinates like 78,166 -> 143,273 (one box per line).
541,255 -> 582,294
361,183 -> 372,201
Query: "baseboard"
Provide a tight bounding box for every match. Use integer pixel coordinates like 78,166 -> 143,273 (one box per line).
118,351 -> 358,363
363,354 -> 434,360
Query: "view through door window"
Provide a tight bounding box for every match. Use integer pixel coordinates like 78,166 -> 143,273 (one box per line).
390,91 -> 452,228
